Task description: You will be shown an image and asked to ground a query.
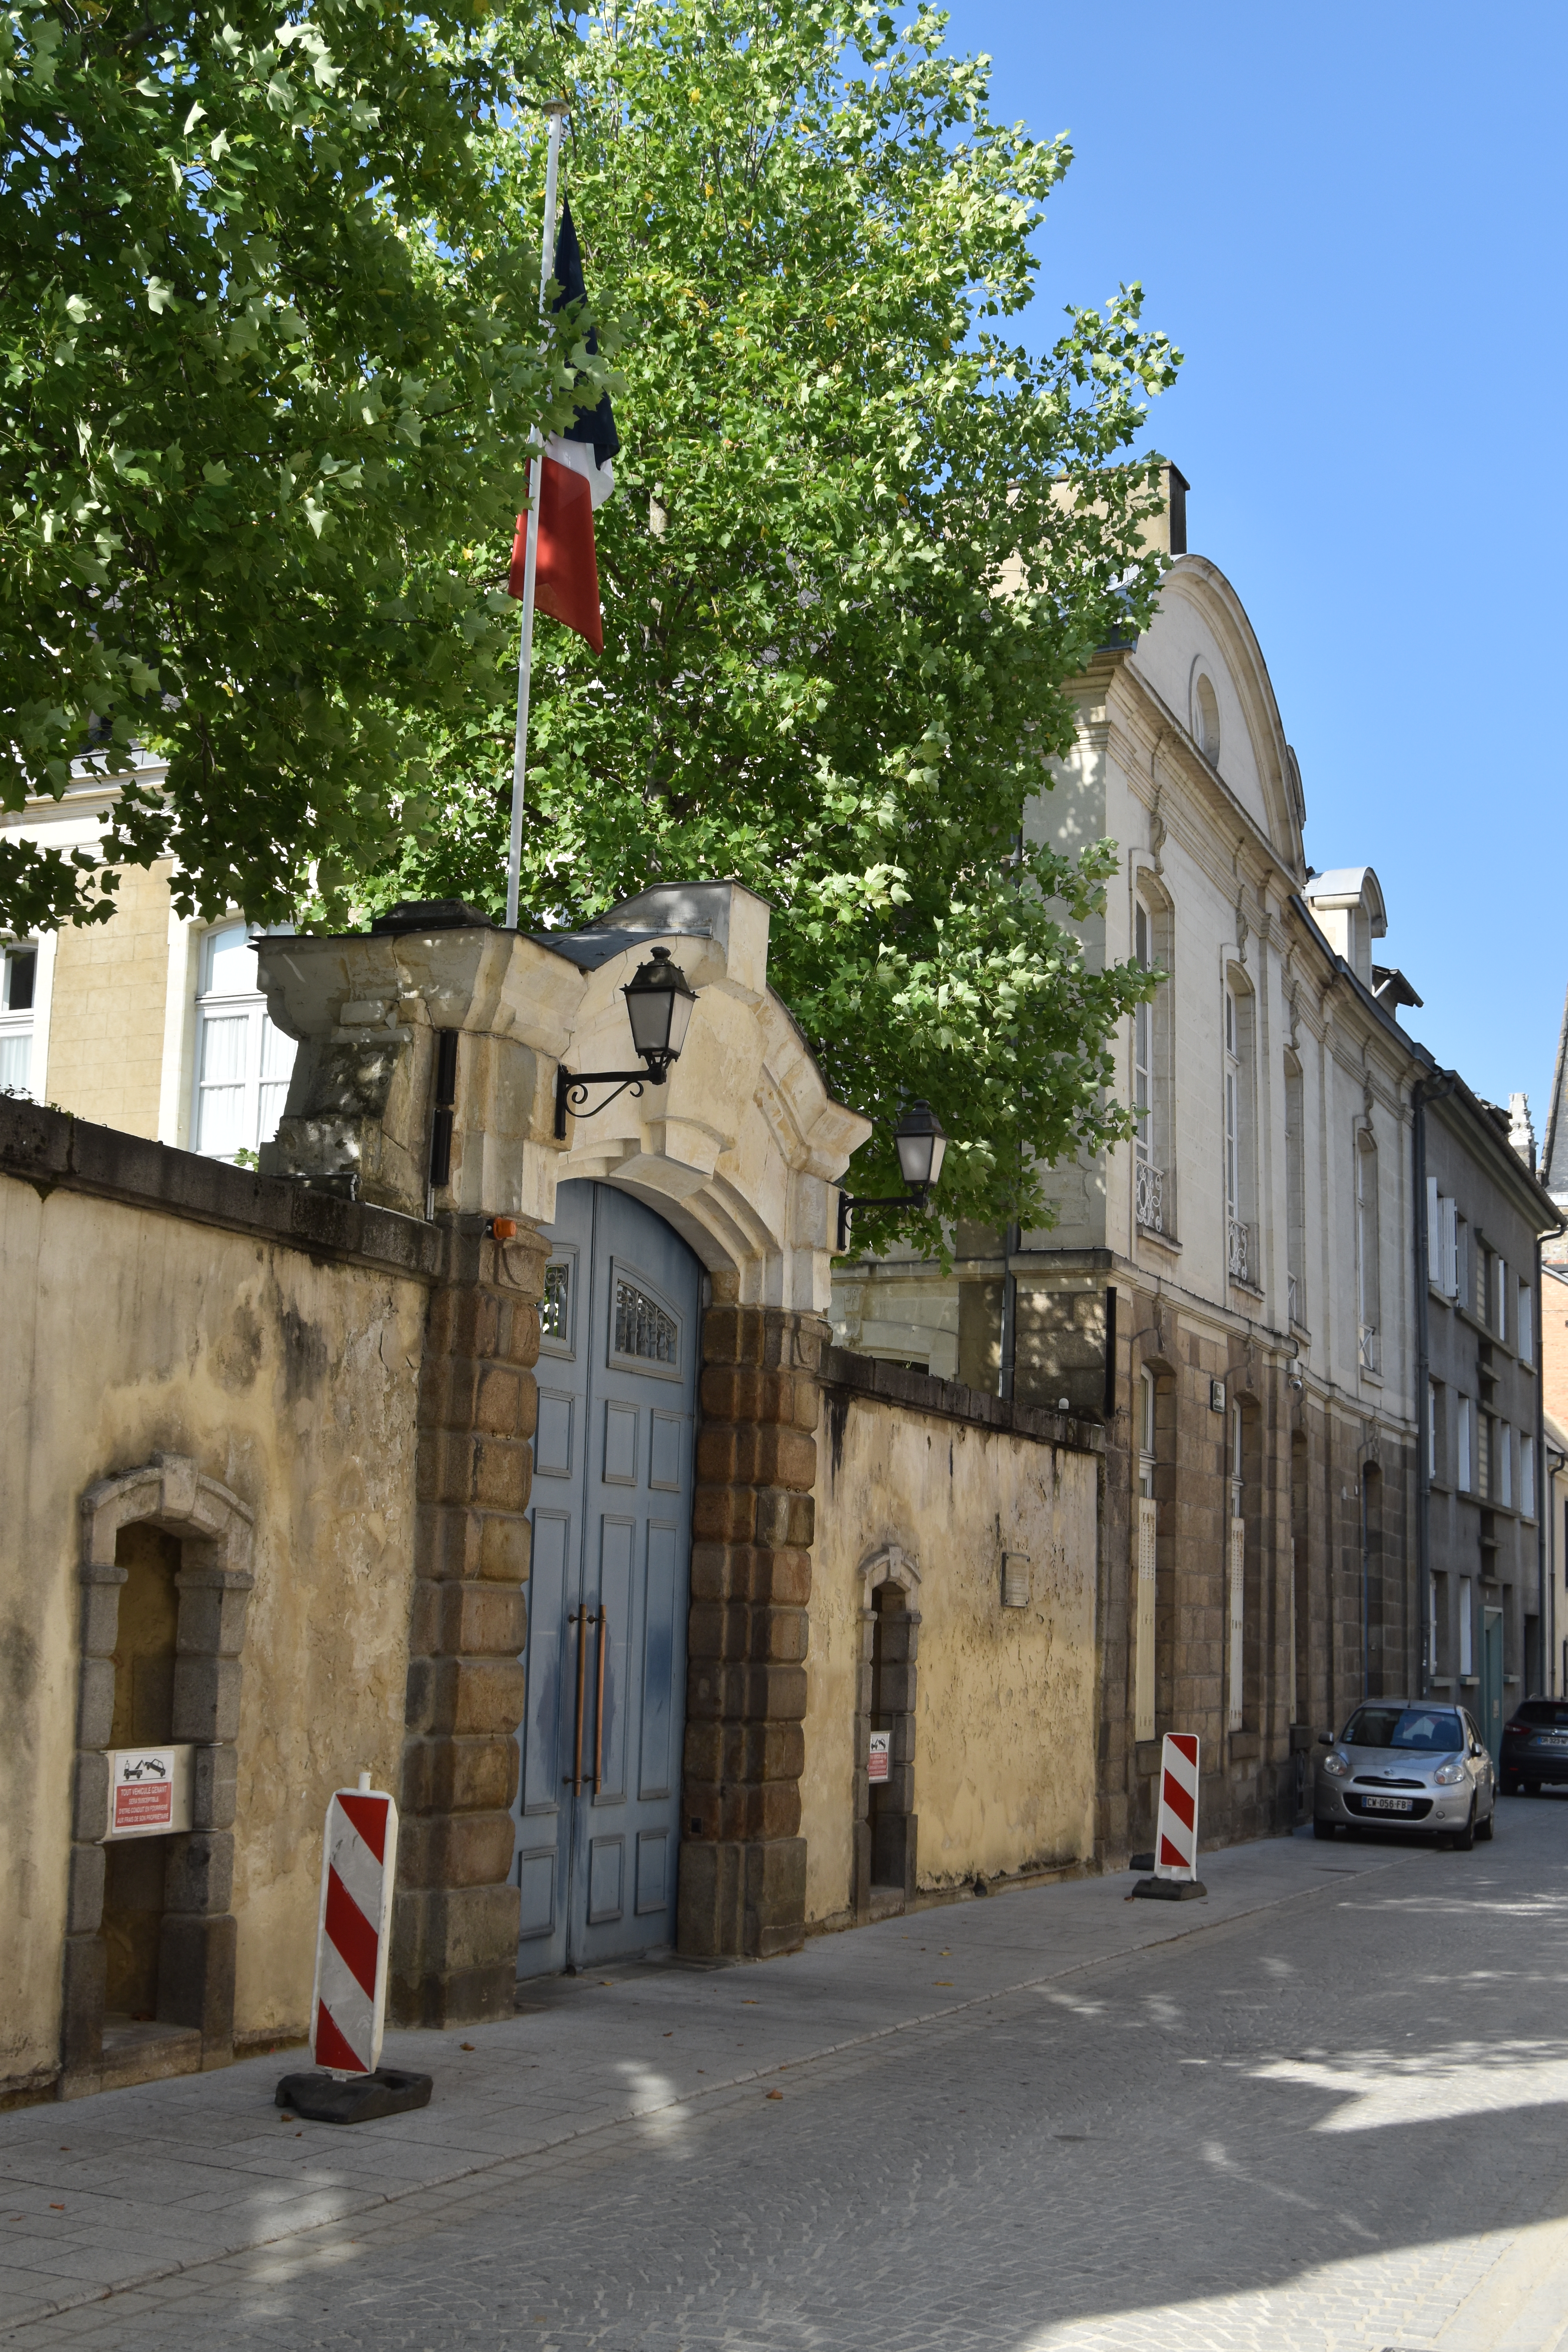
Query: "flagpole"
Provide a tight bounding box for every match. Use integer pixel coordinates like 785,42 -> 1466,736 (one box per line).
505,100 -> 566,933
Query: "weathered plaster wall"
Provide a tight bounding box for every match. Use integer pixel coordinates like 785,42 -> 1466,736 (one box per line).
0,1171 -> 428,2093
44,862 -> 175,1138
802,1379 -> 1100,1929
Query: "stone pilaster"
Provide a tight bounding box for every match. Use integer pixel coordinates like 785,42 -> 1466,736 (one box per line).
391,1220 -> 546,2026
678,1305 -> 824,1960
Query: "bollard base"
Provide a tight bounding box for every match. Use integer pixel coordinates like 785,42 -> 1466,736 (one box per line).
1130,1875 -> 1208,1902
276,2067 -> 433,2125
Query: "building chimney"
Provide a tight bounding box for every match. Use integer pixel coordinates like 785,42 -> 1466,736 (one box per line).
1508,1091 -> 1537,1171
1140,460 -> 1189,559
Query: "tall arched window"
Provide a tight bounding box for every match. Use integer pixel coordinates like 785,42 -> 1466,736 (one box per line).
193,922 -> 298,1163
1223,976 -> 1256,1284
1133,888 -> 1173,1236
1134,1366 -> 1158,1740
1356,1127 -> 1381,1374
1285,1053 -> 1306,1326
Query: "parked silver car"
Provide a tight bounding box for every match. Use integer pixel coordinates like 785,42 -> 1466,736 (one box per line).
1314,1700 -> 1496,1849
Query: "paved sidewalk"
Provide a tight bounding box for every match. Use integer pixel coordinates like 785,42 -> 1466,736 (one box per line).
0,1831 -> 1402,2338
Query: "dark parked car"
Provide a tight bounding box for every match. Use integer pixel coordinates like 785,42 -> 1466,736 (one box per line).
1500,1699 -> 1568,1795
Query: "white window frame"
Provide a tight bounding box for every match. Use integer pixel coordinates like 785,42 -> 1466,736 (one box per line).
1355,1128 -> 1380,1373
1442,1196 -> 1459,1296
1520,1282 -> 1534,1367
1521,1434 -> 1536,1521
1458,1396 -> 1473,1493
1498,1423 -> 1512,1510
191,920 -> 298,1164
1496,1255 -> 1509,1344
1427,1379 -> 1439,1481
0,939 -> 39,1099
1459,1577 -> 1474,1677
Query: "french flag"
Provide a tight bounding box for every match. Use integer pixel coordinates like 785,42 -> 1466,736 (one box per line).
508,200 -> 619,653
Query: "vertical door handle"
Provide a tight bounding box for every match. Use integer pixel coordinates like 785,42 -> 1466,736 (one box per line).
593,1604 -> 609,1795
564,1607 -> 597,1793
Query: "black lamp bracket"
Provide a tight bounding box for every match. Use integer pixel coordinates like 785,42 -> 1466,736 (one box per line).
836,1187 -> 930,1254
554,1059 -> 670,1142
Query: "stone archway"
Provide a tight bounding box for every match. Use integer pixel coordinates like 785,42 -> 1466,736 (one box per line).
64,1453 -> 254,2099
851,1545 -> 921,1921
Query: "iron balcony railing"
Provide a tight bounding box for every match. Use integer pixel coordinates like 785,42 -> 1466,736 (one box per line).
1227,1215 -> 1250,1284
1135,1158 -> 1164,1235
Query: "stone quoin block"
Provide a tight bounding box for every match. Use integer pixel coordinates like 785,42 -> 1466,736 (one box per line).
163,1831 -> 234,1918
65,1842 -> 105,1936
679,1305 -> 826,1962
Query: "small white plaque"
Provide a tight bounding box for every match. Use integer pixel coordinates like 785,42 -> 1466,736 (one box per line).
105,1746 -> 193,1840
867,1732 -> 891,1784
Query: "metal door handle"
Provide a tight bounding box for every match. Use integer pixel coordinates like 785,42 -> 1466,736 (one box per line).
564,1607 -> 597,1792
593,1605 -> 609,1795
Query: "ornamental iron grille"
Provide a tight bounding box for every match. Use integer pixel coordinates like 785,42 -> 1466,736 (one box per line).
1227,1216 -> 1251,1284
614,1277 -> 677,1365
541,1261 -> 570,1341
1135,1159 -> 1165,1234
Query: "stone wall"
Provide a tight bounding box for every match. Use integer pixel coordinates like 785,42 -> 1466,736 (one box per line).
0,1103 -> 437,2102
802,1353 -> 1102,1931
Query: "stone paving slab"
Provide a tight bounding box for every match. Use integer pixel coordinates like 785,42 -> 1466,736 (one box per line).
0,1832 -> 1403,2336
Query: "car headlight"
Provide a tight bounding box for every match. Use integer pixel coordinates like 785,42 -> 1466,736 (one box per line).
1321,1752 -> 1350,1779
1433,1760 -> 1467,1785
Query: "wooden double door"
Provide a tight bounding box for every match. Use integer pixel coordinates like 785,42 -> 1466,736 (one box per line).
512,1181 -> 701,1976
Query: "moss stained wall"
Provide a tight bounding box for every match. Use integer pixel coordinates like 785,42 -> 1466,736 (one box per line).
802,1383 -> 1099,1930
0,1172 -> 429,2094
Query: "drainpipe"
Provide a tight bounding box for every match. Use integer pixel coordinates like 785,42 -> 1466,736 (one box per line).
998,1220 -> 1020,1402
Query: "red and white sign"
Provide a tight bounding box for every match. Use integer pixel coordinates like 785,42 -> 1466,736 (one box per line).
310,1780 -> 398,2076
1153,1733 -> 1201,1879
867,1732 -> 891,1784
106,1747 -> 192,1840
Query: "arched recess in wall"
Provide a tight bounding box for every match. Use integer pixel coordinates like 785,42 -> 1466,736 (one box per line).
64,1454 -> 254,2097
851,1546 -> 920,1922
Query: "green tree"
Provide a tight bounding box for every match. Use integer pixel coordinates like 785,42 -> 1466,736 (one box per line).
381,0 -> 1180,1236
0,0 -> 606,934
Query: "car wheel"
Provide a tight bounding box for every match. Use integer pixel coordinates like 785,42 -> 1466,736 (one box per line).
1313,1819 -> 1337,1841
1452,1800 -> 1476,1851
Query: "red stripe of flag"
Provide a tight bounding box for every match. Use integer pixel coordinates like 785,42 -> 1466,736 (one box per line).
325,1866 -> 379,2001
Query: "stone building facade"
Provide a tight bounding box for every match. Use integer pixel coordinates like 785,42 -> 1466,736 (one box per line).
835,479 -> 1555,1860
1416,1078 -> 1558,1748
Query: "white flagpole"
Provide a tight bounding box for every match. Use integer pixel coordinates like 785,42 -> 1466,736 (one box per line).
505,101 -> 566,933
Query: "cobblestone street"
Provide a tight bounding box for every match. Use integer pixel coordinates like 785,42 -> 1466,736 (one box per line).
6,1806 -> 1568,2352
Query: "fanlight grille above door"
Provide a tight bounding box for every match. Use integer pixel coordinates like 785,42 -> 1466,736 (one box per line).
613,1274 -> 678,1367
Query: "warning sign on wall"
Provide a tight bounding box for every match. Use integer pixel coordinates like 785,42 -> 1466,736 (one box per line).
867,1732 -> 891,1784
106,1748 -> 193,1840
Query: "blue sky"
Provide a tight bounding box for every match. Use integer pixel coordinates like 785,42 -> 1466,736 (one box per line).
935,0 -> 1566,1143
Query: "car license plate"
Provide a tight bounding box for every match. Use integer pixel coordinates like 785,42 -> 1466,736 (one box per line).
1537,1736 -> 1568,1749
1362,1795 -> 1412,1812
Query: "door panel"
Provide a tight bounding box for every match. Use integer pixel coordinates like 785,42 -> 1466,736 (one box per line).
512,1180 -> 700,1978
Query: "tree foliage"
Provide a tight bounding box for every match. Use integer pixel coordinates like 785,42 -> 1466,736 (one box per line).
377,0 -> 1180,1234
0,0 -> 607,932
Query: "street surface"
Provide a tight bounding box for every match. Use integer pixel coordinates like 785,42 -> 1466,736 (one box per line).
5,1803 -> 1568,2352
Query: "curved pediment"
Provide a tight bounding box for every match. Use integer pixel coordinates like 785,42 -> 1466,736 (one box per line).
1129,555 -> 1307,879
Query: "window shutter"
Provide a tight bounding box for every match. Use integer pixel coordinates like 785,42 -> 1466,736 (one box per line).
1227,1517 -> 1245,1733
1427,1178 -> 1441,1284
1134,1498 -> 1158,1742
1442,1198 -> 1458,1296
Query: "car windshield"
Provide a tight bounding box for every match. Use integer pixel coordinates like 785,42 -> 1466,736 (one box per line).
1515,1701 -> 1568,1726
1343,1706 -> 1464,1752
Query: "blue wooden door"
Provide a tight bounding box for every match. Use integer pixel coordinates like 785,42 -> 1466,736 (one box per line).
512,1181 -> 700,1977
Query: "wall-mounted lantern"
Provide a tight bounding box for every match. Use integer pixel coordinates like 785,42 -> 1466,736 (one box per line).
554,945 -> 699,1140
837,1098 -> 947,1251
